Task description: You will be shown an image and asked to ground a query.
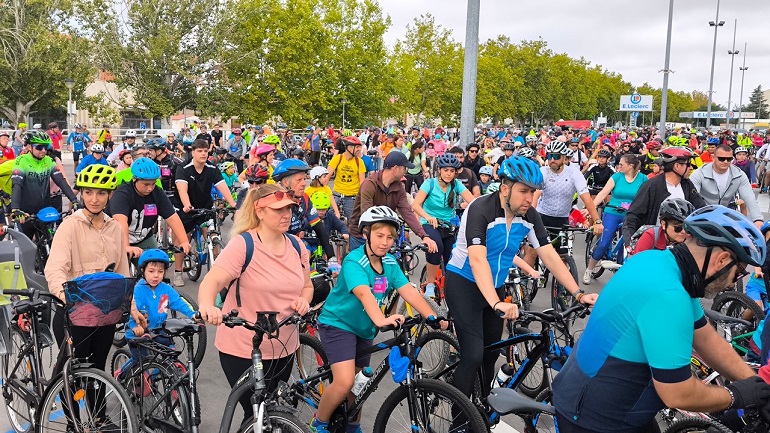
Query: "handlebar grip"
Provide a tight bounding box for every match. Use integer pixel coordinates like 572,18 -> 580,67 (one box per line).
4,289 -> 33,296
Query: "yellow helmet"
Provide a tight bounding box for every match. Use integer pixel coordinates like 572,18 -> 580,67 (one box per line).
76,164 -> 118,190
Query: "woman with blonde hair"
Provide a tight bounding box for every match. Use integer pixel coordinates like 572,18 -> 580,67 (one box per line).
198,183 -> 313,423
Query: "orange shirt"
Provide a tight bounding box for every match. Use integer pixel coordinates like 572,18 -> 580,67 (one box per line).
700,151 -> 713,164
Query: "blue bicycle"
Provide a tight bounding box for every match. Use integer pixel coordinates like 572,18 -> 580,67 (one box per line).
183,208 -> 225,281
585,224 -> 625,279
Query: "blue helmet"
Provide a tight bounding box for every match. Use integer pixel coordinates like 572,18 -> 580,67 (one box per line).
479,166 -> 494,176
138,249 -> 171,269
684,205 -> 766,266
131,157 -> 161,180
145,137 -> 166,150
761,220 -> 770,235
436,153 -> 461,169
498,156 -> 543,189
706,137 -> 720,145
272,158 -> 311,181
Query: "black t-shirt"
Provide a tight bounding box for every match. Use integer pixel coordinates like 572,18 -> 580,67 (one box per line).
210,130 -> 223,147
157,154 -> 181,192
109,183 -> 177,245
173,162 -> 224,210
585,165 -> 614,193
196,132 -> 212,145
455,167 -> 479,195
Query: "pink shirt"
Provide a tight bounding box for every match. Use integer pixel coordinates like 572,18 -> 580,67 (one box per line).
213,230 -> 310,359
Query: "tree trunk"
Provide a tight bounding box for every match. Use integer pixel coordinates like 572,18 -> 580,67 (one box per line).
0,95 -> 48,126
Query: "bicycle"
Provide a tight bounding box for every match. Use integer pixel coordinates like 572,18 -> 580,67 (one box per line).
2,287 -> 138,433
584,219 -> 625,279
183,207 -> 226,281
7,205 -> 69,273
528,225 -> 585,312
274,314 -> 488,433
418,219 -> 459,306
110,317 -> 205,433
329,230 -> 348,261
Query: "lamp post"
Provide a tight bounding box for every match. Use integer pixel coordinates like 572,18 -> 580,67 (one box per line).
726,19 -> 738,129
658,0 -> 675,135
706,0 -> 724,129
64,78 -> 75,133
737,43 -> 748,129
341,98 -> 346,129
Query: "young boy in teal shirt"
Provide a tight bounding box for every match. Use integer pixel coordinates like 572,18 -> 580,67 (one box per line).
311,206 -> 444,433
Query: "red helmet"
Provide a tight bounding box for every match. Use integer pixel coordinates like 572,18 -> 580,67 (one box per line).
660,146 -> 694,163
646,141 -> 661,150
232,128 -> 242,135
342,136 -> 362,146
245,164 -> 269,183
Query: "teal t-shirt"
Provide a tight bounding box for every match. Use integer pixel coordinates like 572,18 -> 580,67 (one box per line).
419,178 -> 467,224
606,172 -> 646,216
318,246 -> 409,339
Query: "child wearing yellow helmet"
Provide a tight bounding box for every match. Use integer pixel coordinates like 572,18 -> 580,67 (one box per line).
307,191 -> 348,254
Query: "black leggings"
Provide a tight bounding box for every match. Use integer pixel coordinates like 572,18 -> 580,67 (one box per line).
404,173 -> 424,195
219,351 -> 294,424
53,306 -> 115,371
422,224 -> 455,266
444,270 -> 504,398
555,412 -> 661,433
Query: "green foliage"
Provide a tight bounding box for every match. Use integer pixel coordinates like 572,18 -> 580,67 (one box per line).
80,91 -> 123,127
0,0 -> 94,125
745,86 -> 768,119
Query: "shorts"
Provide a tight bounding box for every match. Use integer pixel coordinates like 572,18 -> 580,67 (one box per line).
745,277 -> 767,302
317,323 -> 372,367
540,214 -> 570,255
178,210 -> 209,234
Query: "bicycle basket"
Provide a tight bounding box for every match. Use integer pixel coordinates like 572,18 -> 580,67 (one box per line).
64,272 -> 137,327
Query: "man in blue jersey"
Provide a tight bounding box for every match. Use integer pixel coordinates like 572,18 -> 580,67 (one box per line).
553,205 -> 770,433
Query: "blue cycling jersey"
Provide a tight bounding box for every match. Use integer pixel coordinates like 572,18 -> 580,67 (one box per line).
446,192 -> 548,288
552,249 -> 706,432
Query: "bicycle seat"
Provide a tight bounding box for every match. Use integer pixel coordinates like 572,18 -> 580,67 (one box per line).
487,388 -> 556,416
163,318 -> 203,335
704,309 -> 753,328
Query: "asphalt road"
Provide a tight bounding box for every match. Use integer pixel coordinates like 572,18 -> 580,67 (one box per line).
2,152 -> 766,432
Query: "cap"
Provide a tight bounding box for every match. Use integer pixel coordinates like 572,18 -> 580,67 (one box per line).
384,151 -> 415,169
255,189 -> 297,210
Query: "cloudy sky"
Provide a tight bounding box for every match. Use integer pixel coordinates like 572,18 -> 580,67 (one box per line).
378,0 -> 770,111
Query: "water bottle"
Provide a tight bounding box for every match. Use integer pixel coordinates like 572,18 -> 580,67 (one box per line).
351,367 -> 373,396
495,363 -> 515,387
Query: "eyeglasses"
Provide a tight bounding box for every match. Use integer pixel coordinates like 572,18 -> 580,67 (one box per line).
547,153 -> 562,160
669,223 -> 684,233
716,156 -> 734,162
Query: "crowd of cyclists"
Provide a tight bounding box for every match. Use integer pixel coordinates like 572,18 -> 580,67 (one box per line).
4,118 -> 770,433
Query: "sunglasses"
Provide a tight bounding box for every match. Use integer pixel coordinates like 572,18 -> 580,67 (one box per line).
668,223 -> 684,233
257,190 -> 295,206
547,153 -> 562,160
716,156 -> 734,162
468,149 -> 478,153
33,145 -> 49,151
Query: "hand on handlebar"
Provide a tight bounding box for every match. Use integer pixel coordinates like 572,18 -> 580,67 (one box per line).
132,325 -> 145,336
199,304 -> 223,326
422,237 -> 438,253
127,246 -> 143,259
291,296 -> 310,316
182,205 -> 194,213
579,293 -> 598,305
495,302 -> 519,320
179,241 -> 191,255
377,314 -> 405,329
11,209 -> 28,224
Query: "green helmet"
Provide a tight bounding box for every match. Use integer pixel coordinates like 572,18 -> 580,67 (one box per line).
310,191 -> 331,210
25,130 -> 52,147
262,134 -> 280,145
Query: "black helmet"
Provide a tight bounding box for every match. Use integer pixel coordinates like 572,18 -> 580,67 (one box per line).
658,198 -> 695,222
597,149 -> 612,158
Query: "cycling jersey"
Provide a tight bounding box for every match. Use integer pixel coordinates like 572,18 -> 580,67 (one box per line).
67,131 -> 91,151
552,249 -> 706,432
446,193 -> 549,289
584,164 -> 614,194
537,165 -> 589,218
109,183 -> 177,245
288,194 -> 320,234
11,154 -> 76,214
75,154 -> 109,174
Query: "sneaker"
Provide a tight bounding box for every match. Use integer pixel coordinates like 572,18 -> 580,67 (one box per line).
173,272 -> 184,287
582,268 -> 592,284
424,283 -> 437,298
310,416 -> 330,433
346,422 -> 363,433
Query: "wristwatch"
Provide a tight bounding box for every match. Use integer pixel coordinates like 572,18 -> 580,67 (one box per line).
594,219 -> 602,225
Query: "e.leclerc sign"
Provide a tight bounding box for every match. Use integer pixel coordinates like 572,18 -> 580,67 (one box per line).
619,93 -> 653,112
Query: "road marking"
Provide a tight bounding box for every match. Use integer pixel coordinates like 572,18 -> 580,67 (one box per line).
495,421 -> 522,433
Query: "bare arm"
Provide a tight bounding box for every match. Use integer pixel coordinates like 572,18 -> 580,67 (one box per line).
592,177 -> 616,208
654,377 -> 731,412
693,323 -> 755,381
175,180 -> 192,209
411,190 -> 431,220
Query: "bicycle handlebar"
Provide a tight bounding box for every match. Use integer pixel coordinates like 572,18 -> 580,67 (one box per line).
5,288 -> 62,306
497,303 -> 591,323
390,243 -> 428,254
378,315 -> 448,333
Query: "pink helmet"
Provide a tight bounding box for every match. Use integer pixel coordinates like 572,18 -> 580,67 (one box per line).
254,144 -> 274,158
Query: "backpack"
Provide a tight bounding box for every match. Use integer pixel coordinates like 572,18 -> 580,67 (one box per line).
627,224 -> 660,255
215,232 -> 302,309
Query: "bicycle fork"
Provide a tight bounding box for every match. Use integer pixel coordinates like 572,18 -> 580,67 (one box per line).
250,337 -> 268,433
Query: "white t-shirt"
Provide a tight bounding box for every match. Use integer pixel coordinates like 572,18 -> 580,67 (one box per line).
665,180 -> 685,201
537,165 -> 589,218
712,169 -> 730,194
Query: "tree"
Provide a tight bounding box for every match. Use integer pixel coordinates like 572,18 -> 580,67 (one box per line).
0,0 -> 94,126
745,86 -> 768,119
77,0 -> 222,123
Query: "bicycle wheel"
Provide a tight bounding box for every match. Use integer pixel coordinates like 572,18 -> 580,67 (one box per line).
585,235 -> 605,279
207,237 -> 226,273
528,389 -> 557,433
397,290 -> 447,337
110,348 -> 132,378
3,326 -> 35,433
124,359 -> 191,431
186,237 -> 203,282
37,367 -> 139,432
292,333 -> 329,417
236,408 -> 312,433
373,378 -> 487,433
113,315 -> 129,348
661,417 -> 733,433
506,326 -> 546,398
170,292 -> 207,368
415,331 -> 459,379
551,256 -> 578,312
711,290 -> 765,328
583,232 -> 594,269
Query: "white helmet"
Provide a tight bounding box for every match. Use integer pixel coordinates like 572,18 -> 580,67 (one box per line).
309,166 -> 329,180
32,123 -> 41,129
125,129 -> 137,138
546,141 -> 569,155
91,144 -> 105,153
74,123 -> 83,129
564,148 -> 575,158
479,166 -> 494,176
358,206 -> 400,231
486,182 -> 501,194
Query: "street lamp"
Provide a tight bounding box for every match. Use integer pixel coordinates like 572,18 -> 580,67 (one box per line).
706,0 -> 724,129
737,43 -> 748,129
341,98 -> 347,129
726,19 -> 738,129
64,78 -> 75,133
658,0 -> 675,134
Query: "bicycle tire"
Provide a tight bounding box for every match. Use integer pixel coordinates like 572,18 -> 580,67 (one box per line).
506,326 -> 546,398
125,359 -> 192,431
711,290 -> 766,328
552,256 -> 578,312
171,292 -> 207,368
113,315 -> 129,347
583,232 -> 594,269
661,416 -> 733,433
293,333 -> 329,419
415,331 -> 459,379
110,348 -> 132,378
586,234 -> 605,279
3,326 -> 35,433
186,236 -> 203,282
37,367 -> 139,433
207,237 -> 226,273
372,378 -> 488,433
235,408 -> 312,433
529,388 -> 557,433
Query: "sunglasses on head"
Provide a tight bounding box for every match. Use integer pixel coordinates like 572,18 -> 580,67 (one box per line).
547,153 -> 562,160
260,190 -> 295,202
717,156 -> 734,162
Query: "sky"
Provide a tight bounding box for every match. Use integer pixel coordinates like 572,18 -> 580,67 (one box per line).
377,0 -> 770,112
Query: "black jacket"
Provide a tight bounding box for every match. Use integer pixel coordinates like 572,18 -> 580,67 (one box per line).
464,155 -> 484,178
621,174 -> 706,243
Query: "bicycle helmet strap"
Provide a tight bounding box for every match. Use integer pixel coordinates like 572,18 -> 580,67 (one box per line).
670,243 -> 705,298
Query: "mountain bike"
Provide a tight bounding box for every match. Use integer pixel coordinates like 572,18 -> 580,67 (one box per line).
528,225 -> 584,312
2,287 -> 138,433
584,224 -> 625,279
183,208 -> 226,281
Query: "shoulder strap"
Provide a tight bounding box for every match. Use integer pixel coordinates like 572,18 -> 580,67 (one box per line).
234,232 -> 254,308
284,233 -> 303,264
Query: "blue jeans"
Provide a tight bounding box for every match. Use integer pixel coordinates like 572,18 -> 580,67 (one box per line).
591,212 -> 624,262
12,145 -> 21,157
